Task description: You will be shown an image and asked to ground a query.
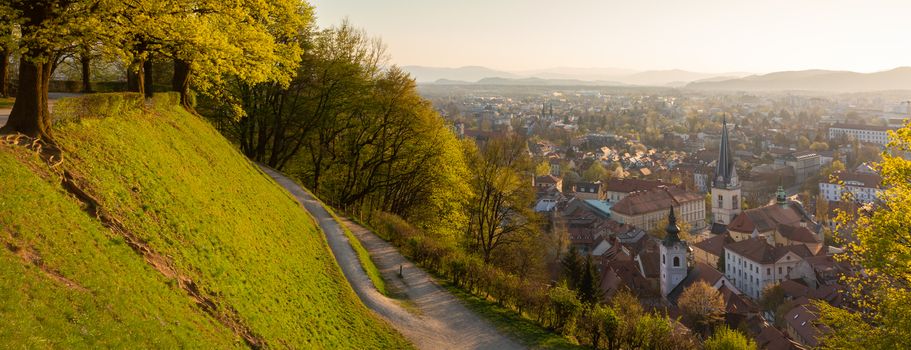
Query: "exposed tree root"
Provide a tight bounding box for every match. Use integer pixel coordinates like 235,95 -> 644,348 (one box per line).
1,135 -> 264,349
2,232 -> 89,292
58,170 -> 266,349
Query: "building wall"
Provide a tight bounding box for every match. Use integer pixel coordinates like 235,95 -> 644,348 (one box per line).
605,190 -> 627,202
692,245 -> 719,267
712,186 -> 741,225
773,233 -> 823,255
612,200 -> 706,232
660,242 -> 688,297
788,155 -> 820,184
818,182 -> 881,203
724,249 -> 803,299
828,127 -> 889,145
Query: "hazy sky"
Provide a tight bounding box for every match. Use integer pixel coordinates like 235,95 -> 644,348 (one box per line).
312,0 -> 911,74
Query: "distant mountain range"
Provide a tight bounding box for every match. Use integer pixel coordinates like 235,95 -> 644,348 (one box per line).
402,65 -> 750,87
686,67 -> 911,92
404,65 -> 911,92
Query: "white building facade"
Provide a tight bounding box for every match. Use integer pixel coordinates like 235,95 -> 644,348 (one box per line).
723,239 -> 806,299
827,124 -> 892,146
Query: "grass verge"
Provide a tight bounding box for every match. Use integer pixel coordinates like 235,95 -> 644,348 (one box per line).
317,201 -> 388,296
442,284 -> 585,350
0,97 -> 13,108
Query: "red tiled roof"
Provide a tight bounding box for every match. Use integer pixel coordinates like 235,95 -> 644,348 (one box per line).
777,224 -> 821,243
830,123 -> 892,132
725,237 -> 813,264
728,203 -> 806,234
719,284 -> 759,315
535,175 -> 561,184
694,232 -> 734,257
785,303 -> 821,347
603,178 -> 673,193
611,186 -> 703,216
832,171 -> 883,189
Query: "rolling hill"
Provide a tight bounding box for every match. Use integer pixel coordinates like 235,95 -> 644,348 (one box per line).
0,93 -> 410,349
404,65 -> 750,86
686,67 -> 911,92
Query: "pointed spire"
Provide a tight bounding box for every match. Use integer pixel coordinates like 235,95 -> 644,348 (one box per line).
714,114 -> 736,189
663,207 -> 681,246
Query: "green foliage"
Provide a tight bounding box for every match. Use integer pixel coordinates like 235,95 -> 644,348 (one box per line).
208,22 -> 469,240
577,255 -> 602,305
561,246 -> 583,289
817,122 -> 911,349
704,326 -> 758,350
0,95 -> 409,348
464,135 -> 536,263
443,285 -> 584,350
51,92 -> 144,124
535,160 -> 552,176
548,285 -> 583,335
759,284 -> 785,313
585,304 -> 620,350
583,161 -> 608,182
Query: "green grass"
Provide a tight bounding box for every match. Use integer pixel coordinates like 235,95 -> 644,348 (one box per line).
442,284 -> 585,350
0,97 -> 13,108
0,94 -> 410,349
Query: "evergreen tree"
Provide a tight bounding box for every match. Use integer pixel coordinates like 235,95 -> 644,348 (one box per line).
578,255 -> 602,305
561,246 -> 583,290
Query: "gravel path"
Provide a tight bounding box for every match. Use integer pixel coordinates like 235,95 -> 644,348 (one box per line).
261,166 -> 523,350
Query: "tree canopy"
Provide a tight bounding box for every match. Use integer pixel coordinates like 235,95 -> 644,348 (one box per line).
816,122 -> 911,349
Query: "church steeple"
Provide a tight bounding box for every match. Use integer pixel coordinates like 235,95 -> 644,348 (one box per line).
711,114 -> 742,225
659,206 -> 688,298
714,115 -> 738,189
663,207 -> 681,246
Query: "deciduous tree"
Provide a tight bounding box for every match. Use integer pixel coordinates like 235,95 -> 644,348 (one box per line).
817,122 -> 911,349
704,326 -> 757,350
678,281 -> 724,335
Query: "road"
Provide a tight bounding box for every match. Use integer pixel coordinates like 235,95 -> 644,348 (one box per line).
260,166 -> 522,350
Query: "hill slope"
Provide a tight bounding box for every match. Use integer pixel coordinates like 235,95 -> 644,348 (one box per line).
0,93 -> 409,349
686,67 -> 911,92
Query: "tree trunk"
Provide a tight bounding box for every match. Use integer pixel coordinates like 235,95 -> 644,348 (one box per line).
1,58 -> 52,139
172,59 -> 191,107
127,64 -> 141,93
0,46 -> 8,97
142,58 -> 153,98
80,53 -> 92,93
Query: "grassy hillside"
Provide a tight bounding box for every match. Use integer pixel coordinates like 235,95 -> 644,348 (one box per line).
0,93 -> 410,349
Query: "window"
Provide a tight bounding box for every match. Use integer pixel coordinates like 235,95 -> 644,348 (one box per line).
778,267 -> 782,274
673,257 -> 680,267
662,254 -> 665,265
733,195 -> 739,209
717,195 -> 723,208
767,267 -> 771,275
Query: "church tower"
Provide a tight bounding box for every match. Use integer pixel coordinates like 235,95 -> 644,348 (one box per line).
660,207 -> 689,298
711,116 -> 742,225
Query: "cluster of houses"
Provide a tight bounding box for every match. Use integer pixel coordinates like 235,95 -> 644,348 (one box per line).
533,119 -> 854,349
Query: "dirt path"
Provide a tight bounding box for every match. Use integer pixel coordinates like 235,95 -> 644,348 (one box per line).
261,166 -> 523,350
